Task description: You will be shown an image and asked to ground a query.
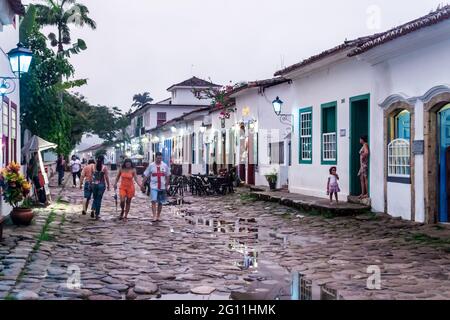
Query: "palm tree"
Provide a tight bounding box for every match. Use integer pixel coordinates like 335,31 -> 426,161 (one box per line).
34,0 -> 96,55
132,92 -> 154,110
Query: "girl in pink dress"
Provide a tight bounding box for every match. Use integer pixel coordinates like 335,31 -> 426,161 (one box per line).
327,166 -> 340,205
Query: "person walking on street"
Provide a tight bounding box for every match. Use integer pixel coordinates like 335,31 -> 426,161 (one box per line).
142,152 -> 170,222
113,159 -> 142,222
56,154 -> 66,186
70,155 -> 82,188
79,159 -> 96,216
91,155 -> 110,220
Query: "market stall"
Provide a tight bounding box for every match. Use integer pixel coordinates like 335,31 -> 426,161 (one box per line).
21,135 -> 58,204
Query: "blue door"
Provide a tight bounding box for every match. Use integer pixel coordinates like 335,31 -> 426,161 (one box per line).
438,106 -> 450,223
396,111 -> 410,140
163,139 -> 172,165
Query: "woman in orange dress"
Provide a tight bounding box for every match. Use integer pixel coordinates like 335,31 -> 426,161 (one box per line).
113,159 -> 142,221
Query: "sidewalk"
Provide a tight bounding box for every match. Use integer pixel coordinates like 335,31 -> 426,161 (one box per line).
0,173 -> 69,299
250,186 -> 370,216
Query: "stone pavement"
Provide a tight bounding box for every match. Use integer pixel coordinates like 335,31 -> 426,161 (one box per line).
1,172 -> 450,300
250,188 -> 370,216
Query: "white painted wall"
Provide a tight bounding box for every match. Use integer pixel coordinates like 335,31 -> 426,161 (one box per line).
285,22 -> 450,222
387,182 -> 412,220
171,88 -> 211,106
287,59 -> 375,204
0,18 -> 20,217
143,106 -> 200,131
234,83 -> 292,188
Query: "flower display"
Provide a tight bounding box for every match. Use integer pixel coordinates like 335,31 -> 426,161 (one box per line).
219,111 -> 231,119
0,162 -> 31,208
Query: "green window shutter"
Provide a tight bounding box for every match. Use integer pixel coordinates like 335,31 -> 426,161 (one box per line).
321,102 -> 337,165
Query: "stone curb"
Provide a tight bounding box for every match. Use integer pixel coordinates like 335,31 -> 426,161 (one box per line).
251,191 -> 370,216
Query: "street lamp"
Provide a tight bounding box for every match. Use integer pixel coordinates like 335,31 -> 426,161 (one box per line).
272,96 -> 293,132
0,43 -> 33,99
7,43 -> 33,78
272,96 -> 283,116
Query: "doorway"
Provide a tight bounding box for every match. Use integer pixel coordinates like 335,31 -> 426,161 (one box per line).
438,104 -> 450,223
349,94 -> 370,196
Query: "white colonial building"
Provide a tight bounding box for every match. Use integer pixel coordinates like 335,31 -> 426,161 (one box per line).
0,0 -> 24,218
126,76 -> 221,163
269,5 -> 450,224
120,6 -> 450,225
230,78 -> 292,188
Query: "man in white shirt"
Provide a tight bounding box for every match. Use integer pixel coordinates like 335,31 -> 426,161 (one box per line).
70,155 -> 82,187
142,152 -> 170,222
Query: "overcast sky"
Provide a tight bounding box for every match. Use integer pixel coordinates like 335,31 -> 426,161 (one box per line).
25,0 -> 446,111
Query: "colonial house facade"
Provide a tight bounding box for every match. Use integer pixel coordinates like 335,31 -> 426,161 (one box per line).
230,78 -> 291,188
117,6 -> 450,225
0,0 -> 24,218
125,77 -> 220,162
271,5 -> 450,224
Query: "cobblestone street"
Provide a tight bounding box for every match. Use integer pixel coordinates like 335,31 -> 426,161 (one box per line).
1,174 -> 450,300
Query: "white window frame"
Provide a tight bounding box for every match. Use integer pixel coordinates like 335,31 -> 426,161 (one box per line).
388,138 -> 410,178
322,132 -> 337,162
300,111 -> 312,162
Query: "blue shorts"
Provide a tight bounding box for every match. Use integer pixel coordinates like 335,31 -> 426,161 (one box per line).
83,182 -> 93,200
151,189 -> 167,204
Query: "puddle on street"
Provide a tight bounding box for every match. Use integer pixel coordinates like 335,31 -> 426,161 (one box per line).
170,207 -> 342,300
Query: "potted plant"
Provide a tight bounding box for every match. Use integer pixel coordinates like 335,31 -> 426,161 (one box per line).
265,170 -> 278,190
0,162 -> 33,226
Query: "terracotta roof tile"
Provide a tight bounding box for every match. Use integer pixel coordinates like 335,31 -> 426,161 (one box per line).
167,76 -> 221,91
7,0 -> 25,15
349,4 -> 450,56
275,5 -> 450,76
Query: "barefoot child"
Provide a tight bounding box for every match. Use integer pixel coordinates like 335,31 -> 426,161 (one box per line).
327,166 -> 340,204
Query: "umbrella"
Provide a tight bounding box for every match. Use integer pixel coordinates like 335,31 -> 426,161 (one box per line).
21,135 -> 58,154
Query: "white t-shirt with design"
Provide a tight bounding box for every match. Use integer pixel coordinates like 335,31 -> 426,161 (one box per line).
144,162 -> 170,190
70,159 -> 81,173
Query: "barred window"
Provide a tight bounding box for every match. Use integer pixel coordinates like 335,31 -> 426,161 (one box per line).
388,109 -> 411,180
388,139 -> 410,177
300,110 -> 312,163
322,132 -> 337,162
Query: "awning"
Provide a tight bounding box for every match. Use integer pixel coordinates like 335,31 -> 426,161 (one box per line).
21,135 -> 58,154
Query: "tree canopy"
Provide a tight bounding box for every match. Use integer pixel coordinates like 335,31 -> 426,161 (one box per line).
19,3 -> 128,156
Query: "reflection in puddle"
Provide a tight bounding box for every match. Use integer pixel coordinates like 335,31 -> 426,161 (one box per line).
183,212 -> 258,235
291,272 -> 343,300
173,209 -> 342,300
231,272 -> 342,301
228,239 -> 258,269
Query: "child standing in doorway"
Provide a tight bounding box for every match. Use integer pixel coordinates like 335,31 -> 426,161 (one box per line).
327,166 -> 340,205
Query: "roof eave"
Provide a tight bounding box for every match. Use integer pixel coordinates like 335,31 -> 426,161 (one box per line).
277,48 -> 355,79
